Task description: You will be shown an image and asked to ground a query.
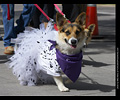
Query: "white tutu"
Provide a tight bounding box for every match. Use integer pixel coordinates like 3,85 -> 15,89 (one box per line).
7,21 -> 62,86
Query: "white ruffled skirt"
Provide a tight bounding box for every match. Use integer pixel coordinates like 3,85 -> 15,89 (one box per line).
6,21 -> 61,86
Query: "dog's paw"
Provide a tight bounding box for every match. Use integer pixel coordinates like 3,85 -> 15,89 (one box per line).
58,85 -> 70,92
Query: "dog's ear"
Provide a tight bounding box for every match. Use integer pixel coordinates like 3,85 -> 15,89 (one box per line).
75,12 -> 86,26
56,12 -> 68,30
85,24 -> 95,44
87,24 -> 95,34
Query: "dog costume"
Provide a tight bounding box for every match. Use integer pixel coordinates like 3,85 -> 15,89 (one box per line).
7,21 -> 82,86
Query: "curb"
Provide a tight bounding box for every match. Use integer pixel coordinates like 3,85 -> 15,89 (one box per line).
97,4 -> 115,7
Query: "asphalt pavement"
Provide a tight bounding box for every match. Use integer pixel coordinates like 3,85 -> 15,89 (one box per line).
0,4 -> 116,96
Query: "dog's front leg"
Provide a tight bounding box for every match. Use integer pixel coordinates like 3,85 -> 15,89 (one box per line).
53,76 -> 70,92
65,78 -> 73,84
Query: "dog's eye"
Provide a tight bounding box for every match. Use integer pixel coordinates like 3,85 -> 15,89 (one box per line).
76,30 -> 80,35
65,30 -> 70,36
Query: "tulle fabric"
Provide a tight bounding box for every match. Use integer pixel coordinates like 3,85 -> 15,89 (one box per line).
7,21 -> 61,86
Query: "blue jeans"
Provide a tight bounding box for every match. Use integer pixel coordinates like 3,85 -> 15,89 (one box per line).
1,4 -> 36,47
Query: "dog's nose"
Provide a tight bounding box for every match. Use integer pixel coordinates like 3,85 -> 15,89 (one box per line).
71,39 -> 77,45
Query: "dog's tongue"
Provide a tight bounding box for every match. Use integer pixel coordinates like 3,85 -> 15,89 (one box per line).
71,45 -> 77,49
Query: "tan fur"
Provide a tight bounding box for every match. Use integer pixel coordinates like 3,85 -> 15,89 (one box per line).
60,24 -> 84,40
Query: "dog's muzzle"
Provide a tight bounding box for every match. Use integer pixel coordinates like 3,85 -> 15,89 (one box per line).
65,37 -> 78,49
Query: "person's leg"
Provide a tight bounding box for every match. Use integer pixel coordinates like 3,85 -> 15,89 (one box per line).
47,4 -> 54,19
62,4 -> 73,20
31,4 -> 44,28
1,4 -> 15,54
14,4 -> 36,34
68,4 -> 80,22
40,4 -> 48,23
1,4 -> 16,47
43,4 -> 55,28
0,5 -> 3,40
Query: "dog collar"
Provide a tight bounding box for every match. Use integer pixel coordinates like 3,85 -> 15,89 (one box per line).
48,40 -> 83,82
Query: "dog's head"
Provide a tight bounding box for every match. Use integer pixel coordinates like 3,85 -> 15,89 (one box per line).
56,12 -> 95,54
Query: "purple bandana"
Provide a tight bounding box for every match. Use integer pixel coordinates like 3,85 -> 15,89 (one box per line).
48,40 -> 83,82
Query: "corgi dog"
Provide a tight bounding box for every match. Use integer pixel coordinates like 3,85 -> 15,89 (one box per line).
53,12 -> 95,92
9,12 -> 95,92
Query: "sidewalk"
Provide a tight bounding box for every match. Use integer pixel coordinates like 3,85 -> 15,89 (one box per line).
0,4 -> 116,96
0,38 -> 116,96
